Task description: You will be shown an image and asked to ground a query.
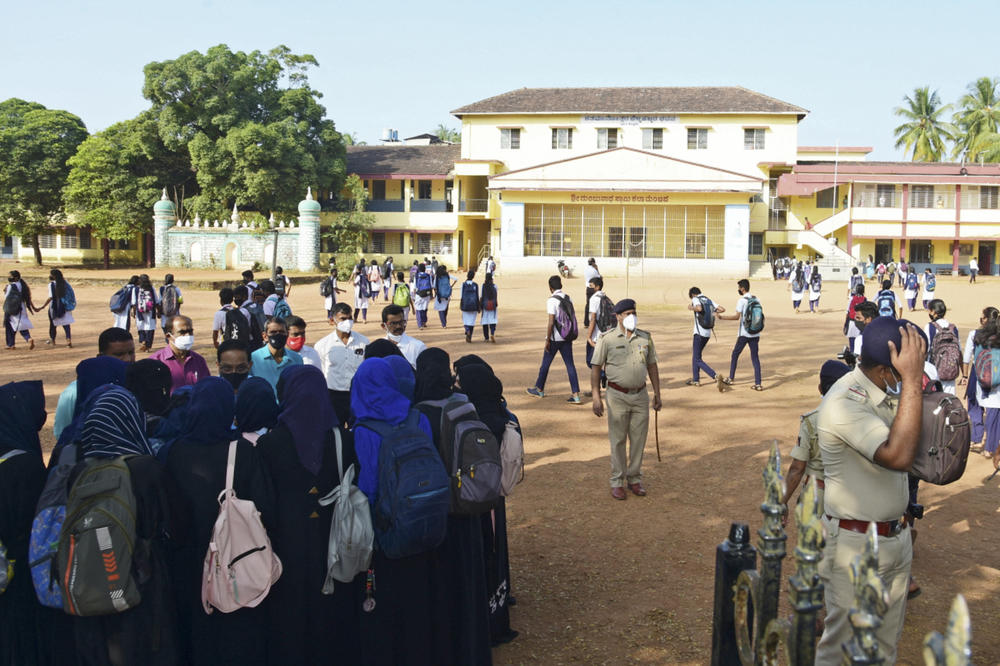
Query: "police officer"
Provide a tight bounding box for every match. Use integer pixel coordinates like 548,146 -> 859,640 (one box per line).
590,299 -> 662,500
814,317 -> 926,664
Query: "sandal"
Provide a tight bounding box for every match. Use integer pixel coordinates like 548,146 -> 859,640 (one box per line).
752,384 -> 763,391
722,378 -> 734,386
685,379 -> 700,386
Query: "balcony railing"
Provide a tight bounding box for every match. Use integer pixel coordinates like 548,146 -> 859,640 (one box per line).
460,198 -> 489,213
410,199 -> 451,213
854,191 -> 901,208
368,200 -> 406,213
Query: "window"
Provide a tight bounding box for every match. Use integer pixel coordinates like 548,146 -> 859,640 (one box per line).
744,128 -> 765,150
372,180 -> 386,200
748,233 -> 763,256
910,185 -> 934,208
369,232 -> 385,253
79,227 -> 92,249
642,128 -> 664,150
417,180 -> 432,199
816,186 -> 841,209
981,186 -> 999,209
876,184 -> 896,207
551,127 -> 573,150
687,128 -> 708,149
417,233 -> 431,255
38,233 -> 57,249
685,232 -> 706,255
61,227 -> 79,249
909,240 -> 932,264
597,128 -> 618,150
500,128 -> 520,150
959,243 -> 974,256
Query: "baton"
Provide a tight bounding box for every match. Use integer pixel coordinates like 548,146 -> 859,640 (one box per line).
986,467 -> 1000,482
655,409 -> 661,462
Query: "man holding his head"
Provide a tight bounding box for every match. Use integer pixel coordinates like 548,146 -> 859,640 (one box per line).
150,315 -> 211,394
314,302 -> 369,426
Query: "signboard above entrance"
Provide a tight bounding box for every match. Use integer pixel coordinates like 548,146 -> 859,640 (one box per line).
569,193 -> 670,203
581,115 -> 678,125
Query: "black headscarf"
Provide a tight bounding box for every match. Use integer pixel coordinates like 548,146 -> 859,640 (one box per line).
74,356 -> 128,417
277,365 -> 336,476
0,380 -> 45,457
453,354 -> 488,372
178,377 -> 236,446
364,338 -> 404,360
235,377 -> 279,433
414,347 -> 453,402
456,363 -> 507,437
126,359 -> 172,417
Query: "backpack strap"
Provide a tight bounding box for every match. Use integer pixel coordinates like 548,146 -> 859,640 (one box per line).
225,441 -> 237,493
334,428 -> 344,483
0,449 -> 26,464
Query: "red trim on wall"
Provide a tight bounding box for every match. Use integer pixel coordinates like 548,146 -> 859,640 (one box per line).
953,184 -> 962,271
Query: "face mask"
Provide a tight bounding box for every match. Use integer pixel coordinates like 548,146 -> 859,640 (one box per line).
222,371 -> 249,391
884,367 -> 902,396
287,335 -> 305,352
268,333 -> 288,350
855,319 -> 867,333
622,314 -> 637,331
336,319 -> 354,334
172,334 -> 195,351
386,332 -> 403,343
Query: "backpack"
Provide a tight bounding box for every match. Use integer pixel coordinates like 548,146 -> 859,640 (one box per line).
877,290 -> 896,318
974,345 -> 1000,393
136,288 -> 154,314
911,391 -> 970,485
810,273 -> 822,290
929,323 -> 961,381
317,429 -> 373,594
849,275 -> 863,294
109,286 -> 131,314
499,420 -> 524,496
58,456 -> 141,615
319,278 -> 333,298
926,274 -> 937,291
900,261 -> 908,273
357,271 -> 372,299
460,282 -> 479,312
0,450 -> 26,596
274,276 -> 286,297
436,276 -> 453,300
161,284 -> 180,317
62,284 -> 76,312
29,445 -> 77,608
222,307 -> 250,346
202,442 -> 282,614
742,296 -> 765,335
359,410 -> 450,559
594,294 -> 617,333
553,295 -> 579,342
906,272 -> 919,290
3,285 -> 22,317
392,283 -> 411,307
415,272 -> 432,297
381,262 -> 392,280
271,296 -> 292,321
416,397 -> 503,515
245,305 -> 266,352
482,283 -> 498,311
791,277 -> 805,294
695,295 -> 716,331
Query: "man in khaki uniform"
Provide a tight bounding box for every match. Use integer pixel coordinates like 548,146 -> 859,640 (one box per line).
590,299 -> 662,500
814,318 -> 926,665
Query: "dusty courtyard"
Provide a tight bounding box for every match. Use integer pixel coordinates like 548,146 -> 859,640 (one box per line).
2,260 -> 998,664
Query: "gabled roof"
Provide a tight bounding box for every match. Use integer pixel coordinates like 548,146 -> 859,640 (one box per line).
452,87 -> 807,117
346,144 -> 461,178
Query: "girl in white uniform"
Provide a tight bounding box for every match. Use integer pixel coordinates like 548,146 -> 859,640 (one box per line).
433,265 -> 457,327
480,273 -> 498,342
808,268 -> 822,312
134,274 -> 160,351
352,262 -> 370,323
43,268 -> 74,347
787,265 -> 805,313
4,270 -> 36,350
112,276 -> 139,331
459,271 -> 479,342
367,259 -> 382,304
919,269 -> 936,309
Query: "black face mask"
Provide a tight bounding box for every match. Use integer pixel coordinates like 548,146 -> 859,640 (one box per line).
268,333 -> 288,350
222,371 -> 250,391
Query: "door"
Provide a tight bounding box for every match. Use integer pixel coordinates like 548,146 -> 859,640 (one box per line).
0,235 -> 12,259
979,241 -> 995,276
874,239 -> 893,264
224,242 -> 238,270
458,230 -> 464,267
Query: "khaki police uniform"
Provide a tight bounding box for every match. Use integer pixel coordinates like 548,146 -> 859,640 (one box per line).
790,409 -> 825,509
591,327 -> 657,487
814,366 -> 912,665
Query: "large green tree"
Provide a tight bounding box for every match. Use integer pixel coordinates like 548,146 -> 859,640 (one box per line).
952,77 -> 1000,162
322,174 -> 374,257
893,87 -> 955,161
0,98 -> 88,264
142,44 -> 346,217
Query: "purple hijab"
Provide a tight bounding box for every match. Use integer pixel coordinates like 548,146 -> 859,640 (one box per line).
276,364 -> 336,476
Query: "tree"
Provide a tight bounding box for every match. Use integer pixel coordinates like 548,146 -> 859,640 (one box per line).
0,98 -> 88,264
343,132 -> 366,146
142,44 -> 346,218
435,124 -> 461,143
893,87 -> 955,162
322,174 -> 374,257
952,77 -> 1000,162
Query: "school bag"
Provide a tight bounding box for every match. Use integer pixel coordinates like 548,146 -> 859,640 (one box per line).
392,283 -> 411,307
0,449 -> 26,595
58,456 -> 141,615
906,272 -> 918,291
791,277 -> 805,294
974,345 -> 1000,393
553,295 -> 579,342
926,274 -> 937,291
929,323 -> 962,382
319,278 -> 333,298
222,307 -> 250,347
695,295 -> 716,330
29,444 -> 77,608
317,429 -> 373,594
911,390 -> 970,485
357,270 -> 372,299
415,271 -> 433,297
245,304 -> 266,352
436,275 -> 453,300
849,275 -> 863,294
876,290 -> 896,318
202,441 -> 282,614
595,294 -> 617,333
62,284 -> 77,312
381,262 -> 392,280
3,285 -> 22,317
416,397 -> 503,515
482,282 -> 498,311
742,296 -> 765,334
358,409 -> 450,559
136,288 -> 155,315
499,419 -> 524,496
161,284 -> 180,317
810,273 -> 822,290
271,295 -> 292,321
460,282 -> 479,312
109,286 -> 131,314
274,276 -> 286,297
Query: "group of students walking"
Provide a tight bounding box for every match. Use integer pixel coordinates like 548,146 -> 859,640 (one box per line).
4,269 -> 77,350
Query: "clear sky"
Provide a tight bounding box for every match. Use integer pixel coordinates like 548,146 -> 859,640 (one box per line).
2,0 -> 997,160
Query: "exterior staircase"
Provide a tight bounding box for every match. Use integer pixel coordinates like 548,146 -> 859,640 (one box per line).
796,228 -> 857,281
811,208 -> 850,236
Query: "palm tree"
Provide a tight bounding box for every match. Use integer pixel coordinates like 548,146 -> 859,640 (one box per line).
952,77 -> 1000,161
434,124 -> 461,143
893,87 -> 955,161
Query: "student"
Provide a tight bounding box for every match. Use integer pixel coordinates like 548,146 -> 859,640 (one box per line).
243,284 -> 267,353
412,263 -> 433,329
273,265 -> 291,298
962,307 -> 999,453
42,268 -> 74,347
583,257 -> 601,327
134,274 -> 159,352
366,259 -> 382,304
876,279 -> 899,319
53,328 -> 135,439
788,265 -> 806,313
260,279 -> 290,319
480,272 -> 499,342
848,267 -> 864,296
526,275 -> 582,404
459,270 -> 480,343
975,315 -> 1000,469
110,275 -> 138,332
381,256 -> 395,299
969,256 -> 979,284
285,315 -> 322,368
151,315 -> 212,394
321,267 -> 344,318
352,260 -> 371,323
250,317 -> 303,395
159,273 -> 183,335
409,259 -> 419,284
849,301 -> 879,362
433,264 -> 457,328
216,339 -> 254,393
903,269 -> 919,311
486,255 -> 497,275
212,286 -> 239,348
241,269 -> 258,291
391,270 -> 415,321
381,304 -> 427,368
586,276 -> 611,370
164,377 -> 275,666
687,286 -> 725,386
898,259 -> 909,287
4,270 -> 37,350
717,279 -> 763,391
920,267 -> 936,309
924,298 -> 960,395
235,376 -> 279,442
845,284 -> 866,352
808,267 -> 822,313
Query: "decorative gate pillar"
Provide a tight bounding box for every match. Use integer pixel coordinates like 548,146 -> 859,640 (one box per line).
297,187 -> 321,271
153,188 -> 176,267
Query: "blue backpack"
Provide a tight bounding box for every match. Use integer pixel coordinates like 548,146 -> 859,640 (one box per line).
742,296 -> 765,334
357,270 -> 372,299
109,286 -> 131,314
271,296 -> 292,321
359,410 -> 450,559
906,272 -> 918,290
29,445 -> 77,608
415,272 -> 433,297
926,274 -> 937,291
436,276 -> 452,299
62,284 -> 76,312
460,282 -> 479,312
876,290 -> 896,318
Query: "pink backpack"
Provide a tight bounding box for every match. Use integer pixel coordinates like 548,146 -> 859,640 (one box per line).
202,442 -> 282,614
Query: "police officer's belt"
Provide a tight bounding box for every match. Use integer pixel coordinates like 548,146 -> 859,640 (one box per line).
828,516 -> 902,537
607,382 -> 646,394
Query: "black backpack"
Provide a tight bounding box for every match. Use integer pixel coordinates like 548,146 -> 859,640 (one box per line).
245,305 -> 266,352
460,282 -> 479,312
319,278 -> 333,298
695,295 -> 715,330
594,294 -> 617,333
274,276 -> 286,297
222,307 -> 250,346
3,286 -> 22,317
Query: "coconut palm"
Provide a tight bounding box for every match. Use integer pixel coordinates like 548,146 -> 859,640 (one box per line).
952,77 -> 1000,161
893,87 -> 956,161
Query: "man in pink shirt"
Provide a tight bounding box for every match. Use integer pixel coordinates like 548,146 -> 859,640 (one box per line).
150,315 -> 211,393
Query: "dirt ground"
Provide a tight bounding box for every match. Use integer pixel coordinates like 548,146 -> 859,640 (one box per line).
2,260 -> 998,665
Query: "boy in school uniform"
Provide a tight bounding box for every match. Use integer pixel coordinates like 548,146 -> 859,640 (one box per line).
687,287 -> 725,386
717,279 -> 763,391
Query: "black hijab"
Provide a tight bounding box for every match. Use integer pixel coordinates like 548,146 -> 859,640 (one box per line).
277,365 -> 336,476
453,354 -> 488,372
364,338 -> 404,360
235,377 -> 279,433
0,380 -> 45,457
178,377 -> 236,446
414,347 -> 453,402
126,359 -> 173,417
456,363 -> 507,436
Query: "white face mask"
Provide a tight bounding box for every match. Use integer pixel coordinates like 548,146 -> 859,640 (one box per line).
173,334 -> 195,351
386,332 -> 403,343
336,319 -> 353,333
622,314 -> 637,331
884,367 -> 902,396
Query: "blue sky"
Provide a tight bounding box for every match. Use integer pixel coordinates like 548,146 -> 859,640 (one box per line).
2,0 -> 997,160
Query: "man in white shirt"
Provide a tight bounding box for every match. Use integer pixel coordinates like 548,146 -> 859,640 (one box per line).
716,279 -> 763,391
313,302 -> 369,427
381,304 -> 426,368
486,256 -> 496,275
969,256 -> 979,284
285,315 -> 322,368
527,275 -> 583,404
686,286 -> 726,386
583,258 -> 601,327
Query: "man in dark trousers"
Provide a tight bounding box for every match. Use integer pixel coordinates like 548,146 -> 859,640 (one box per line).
526,275 -> 583,404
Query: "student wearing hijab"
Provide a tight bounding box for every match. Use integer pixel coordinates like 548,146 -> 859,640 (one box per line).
51,355 -> 130,462
235,376 -> 279,443
70,386 -> 182,666
126,359 -> 173,434
54,327 -> 135,440
364,337 -> 405,360
385,354 -> 416,403
163,377 -> 275,666
255,365 -> 363,665
0,381 -> 54,666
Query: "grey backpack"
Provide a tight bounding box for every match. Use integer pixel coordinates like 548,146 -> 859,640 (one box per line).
0,449 -> 26,595
318,429 -> 373,594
